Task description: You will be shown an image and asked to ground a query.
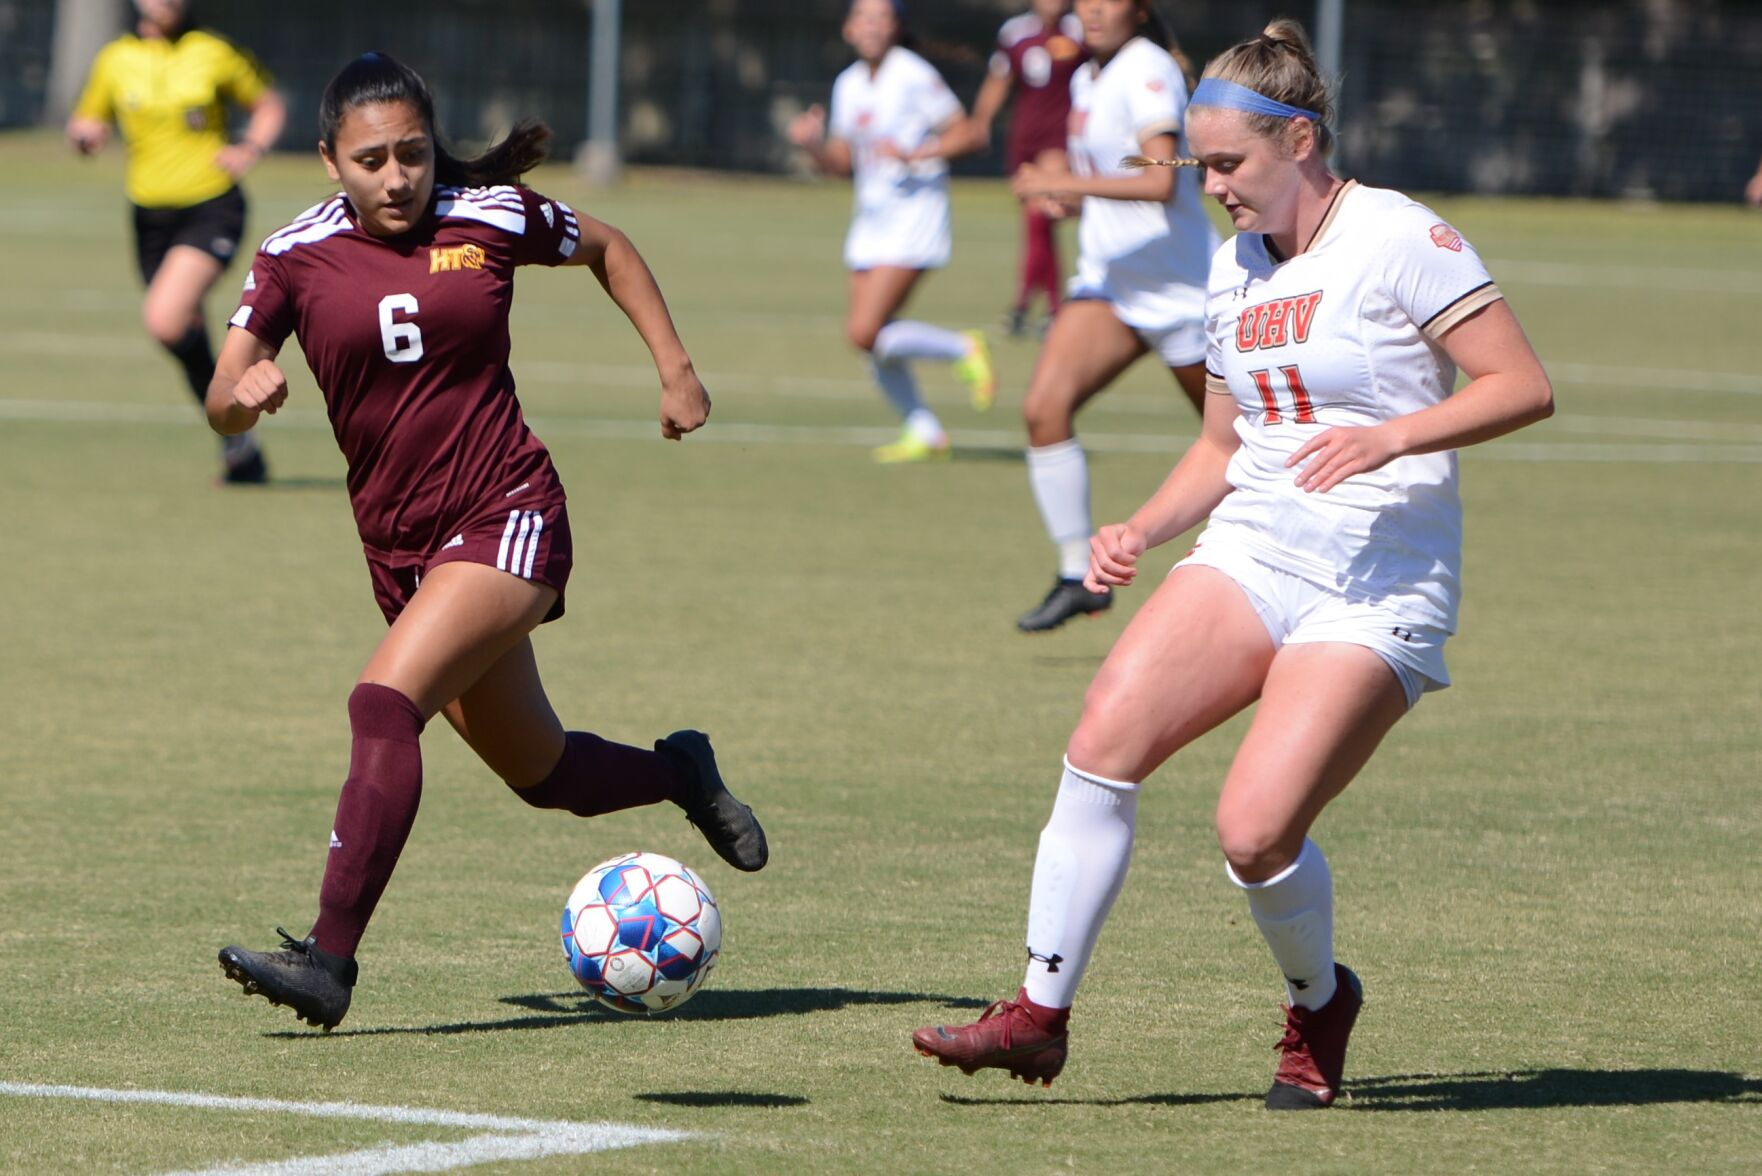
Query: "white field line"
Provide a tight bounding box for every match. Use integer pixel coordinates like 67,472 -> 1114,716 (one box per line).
9,330 -> 1762,401
0,1081 -> 691,1175
3,396 -> 1762,463
1483,257 -> 1762,296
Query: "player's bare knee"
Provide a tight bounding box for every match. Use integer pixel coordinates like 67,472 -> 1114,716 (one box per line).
1214,817 -> 1298,883
846,319 -> 882,353
1022,379 -> 1078,443
1066,700 -> 1139,780
142,306 -> 190,347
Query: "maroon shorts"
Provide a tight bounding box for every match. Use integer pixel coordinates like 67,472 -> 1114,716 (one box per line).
1006,134 -> 1067,174
364,497 -> 574,626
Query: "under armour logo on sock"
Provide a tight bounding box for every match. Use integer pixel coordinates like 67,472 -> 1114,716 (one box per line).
1286,974 -> 1309,990
329,829 -> 342,849
1027,949 -> 1064,974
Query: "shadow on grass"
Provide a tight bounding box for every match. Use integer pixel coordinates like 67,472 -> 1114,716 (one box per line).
265,987 -> 987,1039
950,447 -> 1023,464
1348,1068 -> 1762,1111
940,1069 -> 1762,1111
941,1090 -> 1257,1108
635,1091 -> 809,1108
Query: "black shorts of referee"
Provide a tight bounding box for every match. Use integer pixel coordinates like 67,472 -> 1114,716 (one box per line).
132,185 -> 247,285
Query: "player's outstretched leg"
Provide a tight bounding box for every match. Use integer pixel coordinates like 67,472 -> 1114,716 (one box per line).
218,928 -> 357,1031
912,990 -> 1069,1086
656,730 -> 769,872
914,760 -> 1137,1086
1265,963 -> 1363,1109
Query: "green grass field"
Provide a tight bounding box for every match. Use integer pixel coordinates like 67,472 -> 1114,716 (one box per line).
3,128 -> 1760,1172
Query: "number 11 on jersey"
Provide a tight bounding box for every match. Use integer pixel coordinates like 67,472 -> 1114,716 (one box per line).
1249,364 -> 1316,425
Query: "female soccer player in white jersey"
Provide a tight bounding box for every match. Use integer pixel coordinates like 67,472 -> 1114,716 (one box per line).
787,0 -> 996,462
914,20 -> 1552,1108
1005,0 -> 1216,631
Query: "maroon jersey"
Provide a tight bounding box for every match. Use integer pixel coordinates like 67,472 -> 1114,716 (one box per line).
228,184 -> 582,559
990,10 -> 1089,167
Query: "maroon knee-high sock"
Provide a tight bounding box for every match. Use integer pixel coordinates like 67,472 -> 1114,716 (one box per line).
1025,209 -> 1061,312
1014,208 -> 1041,312
308,683 -> 426,959
510,731 -> 686,817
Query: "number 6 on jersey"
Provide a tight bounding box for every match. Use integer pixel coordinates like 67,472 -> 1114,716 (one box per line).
378,293 -> 423,363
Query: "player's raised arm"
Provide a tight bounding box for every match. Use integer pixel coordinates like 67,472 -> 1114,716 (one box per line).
206,327 -> 285,434
564,215 -> 708,440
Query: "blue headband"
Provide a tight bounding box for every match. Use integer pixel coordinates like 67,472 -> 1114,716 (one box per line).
1189,78 -> 1319,122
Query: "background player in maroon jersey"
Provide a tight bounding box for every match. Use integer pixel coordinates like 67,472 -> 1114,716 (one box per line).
970,0 -> 1088,336
206,53 -> 767,1031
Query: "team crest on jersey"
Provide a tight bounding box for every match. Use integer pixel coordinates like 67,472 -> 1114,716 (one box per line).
1047,35 -> 1080,60
1429,223 -> 1464,252
1236,291 -> 1325,351
430,243 -> 486,273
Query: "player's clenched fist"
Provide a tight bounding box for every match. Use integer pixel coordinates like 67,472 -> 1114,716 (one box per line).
659,369 -> 711,440
232,358 -> 289,415
1086,522 -> 1147,593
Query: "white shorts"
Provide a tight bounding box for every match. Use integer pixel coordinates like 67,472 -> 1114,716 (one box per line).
844,192 -> 951,271
1175,534 -> 1451,709
1066,285 -> 1206,367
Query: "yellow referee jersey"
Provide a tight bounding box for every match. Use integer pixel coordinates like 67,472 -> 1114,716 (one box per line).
73,30 -> 272,209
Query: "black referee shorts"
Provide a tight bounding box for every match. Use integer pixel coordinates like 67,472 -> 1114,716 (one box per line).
131,186 -> 248,285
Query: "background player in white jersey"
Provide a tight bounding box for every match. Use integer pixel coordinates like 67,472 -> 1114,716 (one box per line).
914,20 -> 1553,1108
1005,0 -> 1216,631
787,0 -> 995,463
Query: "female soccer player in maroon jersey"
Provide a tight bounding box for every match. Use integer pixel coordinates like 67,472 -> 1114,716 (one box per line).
208,53 -> 767,1031
970,0 -> 1088,336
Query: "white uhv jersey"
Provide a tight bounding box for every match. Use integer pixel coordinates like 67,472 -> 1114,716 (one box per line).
828,46 -> 963,270
1200,181 -> 1503,631
1066,36 -> 1216,330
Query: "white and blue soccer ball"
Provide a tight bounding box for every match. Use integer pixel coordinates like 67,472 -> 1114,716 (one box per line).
561,851 -> 721,1015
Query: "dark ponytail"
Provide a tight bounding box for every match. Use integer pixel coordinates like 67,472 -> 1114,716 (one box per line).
318,52 -> 551,188
1135,2 -> 1197,91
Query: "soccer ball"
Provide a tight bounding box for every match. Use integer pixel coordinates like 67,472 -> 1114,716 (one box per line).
560,851 -> 721,1014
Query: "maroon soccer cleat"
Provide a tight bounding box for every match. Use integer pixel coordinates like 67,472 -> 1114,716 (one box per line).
911,989 -> 1069,1087
1265,963 -> 1363,1109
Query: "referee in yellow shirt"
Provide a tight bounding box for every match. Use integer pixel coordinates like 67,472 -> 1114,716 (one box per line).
66,0 -> 286,484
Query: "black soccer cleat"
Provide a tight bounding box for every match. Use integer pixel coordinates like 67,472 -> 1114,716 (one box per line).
657,730 -> 769,872
218,433 -> 269,486
219,927 -> 356,1030
1016,577 -> 1113,632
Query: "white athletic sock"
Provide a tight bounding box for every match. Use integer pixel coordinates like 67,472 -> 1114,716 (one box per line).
1026,439 -> 1092,581
868,358 -> 946,443
1227,838 -> 1338,1010
873,320 -> 970,364
1021,758 -> 1139,1009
